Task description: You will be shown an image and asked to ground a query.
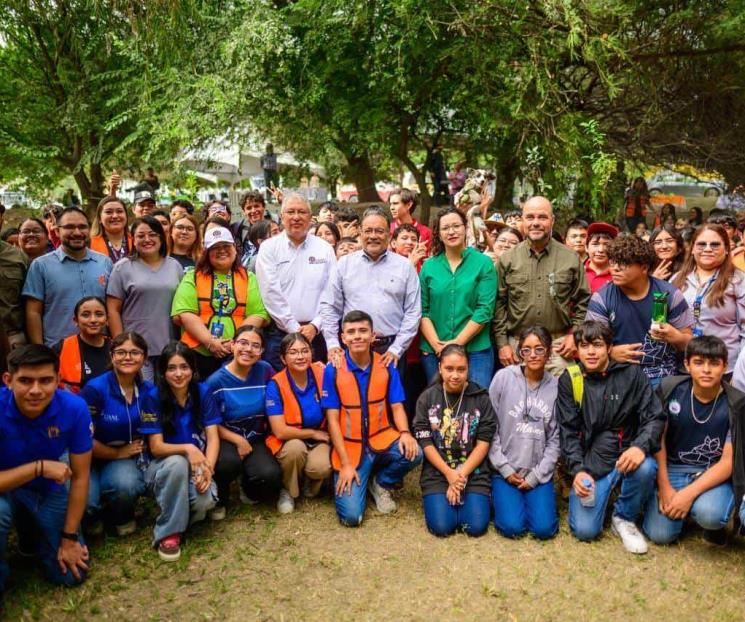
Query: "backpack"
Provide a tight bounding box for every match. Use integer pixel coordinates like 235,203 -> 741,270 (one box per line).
567,364 -> 584,408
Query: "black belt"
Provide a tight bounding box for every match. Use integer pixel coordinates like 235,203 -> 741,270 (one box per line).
373,335 -> 396,347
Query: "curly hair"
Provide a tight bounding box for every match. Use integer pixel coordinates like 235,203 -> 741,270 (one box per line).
608,233 -> 657,270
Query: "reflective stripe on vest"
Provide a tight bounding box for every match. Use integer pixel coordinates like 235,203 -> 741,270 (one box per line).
58,335 -> 83,394
181,270 -> 248,349
266,362 -> 326,455
331,352 -> 399,470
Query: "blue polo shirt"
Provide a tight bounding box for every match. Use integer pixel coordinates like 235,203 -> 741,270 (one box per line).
80,371 -> 158,447
321,352 -> 406,413
140,383 -> 222,452
22,247 -> 113,346
206,361 -> 274,441
266,368 -> 324,429
0,387 -> 93,494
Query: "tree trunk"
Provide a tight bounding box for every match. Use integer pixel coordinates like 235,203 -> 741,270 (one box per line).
493,156 -> 519,212
73,162 -> 105,218
344,153 -> 379,202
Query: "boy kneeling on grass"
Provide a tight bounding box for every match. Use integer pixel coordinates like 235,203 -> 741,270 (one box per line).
642,335 -> 745,546
0,345 -> 92,610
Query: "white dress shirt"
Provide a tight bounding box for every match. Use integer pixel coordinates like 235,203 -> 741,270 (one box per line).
256,231 -> 336,333
320,249 -> 421,358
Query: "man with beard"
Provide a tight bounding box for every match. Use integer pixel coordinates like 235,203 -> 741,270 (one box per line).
23,208 -> 113,347
494,196 -> 591,376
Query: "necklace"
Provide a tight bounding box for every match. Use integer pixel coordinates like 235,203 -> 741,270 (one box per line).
690,387 -> 721,425
443,383 -> 466,418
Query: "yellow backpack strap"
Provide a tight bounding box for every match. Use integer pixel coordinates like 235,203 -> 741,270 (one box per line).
567,364 -> 584,409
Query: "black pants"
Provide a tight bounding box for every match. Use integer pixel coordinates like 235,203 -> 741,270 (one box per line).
213,439 -> 282,505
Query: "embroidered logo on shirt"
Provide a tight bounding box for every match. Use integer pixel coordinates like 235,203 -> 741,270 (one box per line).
668,399 -> 681,416
140,411 -> 158,423
308,256 -> 327,265
47,425 -> 60,438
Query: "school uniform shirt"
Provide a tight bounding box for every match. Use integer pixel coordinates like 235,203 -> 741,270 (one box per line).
664,379 -> 731,468
206,361 -> 274,441
0,387 -> 93,494
266,368 -> 324,429
139,383 -> 222,453
80,371 -> 158,446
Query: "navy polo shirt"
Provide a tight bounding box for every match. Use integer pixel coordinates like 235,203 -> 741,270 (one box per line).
80,370 -> 158,446
321,352 -> 405,412
140,383 -> 222,452
0,387 -> 93,494
266,368 -> 324,429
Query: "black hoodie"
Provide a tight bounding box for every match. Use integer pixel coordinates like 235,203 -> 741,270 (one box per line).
557,361 -> 665,480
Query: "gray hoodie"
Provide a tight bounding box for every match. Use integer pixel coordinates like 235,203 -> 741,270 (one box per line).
488,364 -> 560,488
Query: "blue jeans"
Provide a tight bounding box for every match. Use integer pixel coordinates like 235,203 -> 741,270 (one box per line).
740,496 -> 745,526
492,475 -> 558,539
422,492 -> 490,537
642,465 -> 735,544
421,348 -> 494,390
334,440 -> 422,527
146,455 -> 217,544
0,486 -> 88,593
568,457 -> 657,541
87,458 -> 146,526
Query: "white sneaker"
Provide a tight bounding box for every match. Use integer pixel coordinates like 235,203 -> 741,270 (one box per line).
115,520 -> 137,537
368,478 -> 397,514
277,489 -> 295,514
611,515 -> 648,554
239,489 -> 259,505
209,505 -> 226,521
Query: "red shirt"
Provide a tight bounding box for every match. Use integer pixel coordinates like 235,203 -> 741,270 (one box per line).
585,261 -> 612,293
390,218 -> 432,253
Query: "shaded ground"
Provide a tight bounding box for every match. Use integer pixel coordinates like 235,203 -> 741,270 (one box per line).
5,472 -> 744,621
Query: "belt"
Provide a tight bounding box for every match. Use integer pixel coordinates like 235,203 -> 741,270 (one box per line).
373,335 -> 396,346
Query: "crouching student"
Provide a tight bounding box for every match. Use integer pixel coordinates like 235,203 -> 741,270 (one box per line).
80,332 -> 153,536
488,326 -> 559,540
0,346 -> 93,603
413,345 -> 495,537
557,321 -> 665,554
142,343 -> 220,561
266,333 -> 331,515
323,311 -> 422,526
643,336 -> 745,545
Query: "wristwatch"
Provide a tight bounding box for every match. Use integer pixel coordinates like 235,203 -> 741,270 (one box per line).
60,531 -> 79,542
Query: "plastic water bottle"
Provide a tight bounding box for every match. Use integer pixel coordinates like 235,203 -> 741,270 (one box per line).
580,478 -> 595,507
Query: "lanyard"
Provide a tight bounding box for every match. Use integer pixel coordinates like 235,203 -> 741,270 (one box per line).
692,272 -> 718,336
118,383 -> 141,444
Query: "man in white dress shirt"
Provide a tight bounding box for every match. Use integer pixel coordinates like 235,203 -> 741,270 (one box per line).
256,193 -> 336,370
321,207 -> 421,375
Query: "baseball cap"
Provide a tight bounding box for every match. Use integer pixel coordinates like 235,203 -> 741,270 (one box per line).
134,190 -> 155,204
587,222 -> 619,240
204,226 -> 235,249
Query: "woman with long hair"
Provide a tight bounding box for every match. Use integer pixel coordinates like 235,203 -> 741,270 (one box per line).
142,342 -> 220,561
649,225 -> 686,281
419,207 -> 497,388
655,203 -> 677,228
90,196 -> 131,264
413,344 -> 496,537
625,176 -> 651,233
206,326 -> 281,513
672,224 -> 745,374
80,331 -> 154,536
106,216 -> 184,380
169,213 -> 201,270
488,326 -> 560,539
314,221 -> 341,250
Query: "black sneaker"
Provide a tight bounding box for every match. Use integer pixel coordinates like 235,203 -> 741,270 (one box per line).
703,528 -> 727,546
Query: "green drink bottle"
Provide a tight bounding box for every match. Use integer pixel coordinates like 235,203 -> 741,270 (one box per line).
652,291 -> 668,324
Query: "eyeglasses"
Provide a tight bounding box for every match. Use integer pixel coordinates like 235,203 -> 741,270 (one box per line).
519,347 -> 547,357
362,228 -> 387,236
694,241 -> 724,251
235,340 -> 262,351
173,224 -> 196,232
112,349 -> 145,359
286,348 -> 311,357
440,224 -> 464,233
19,228 -> 44,237
58,224 -> 89,231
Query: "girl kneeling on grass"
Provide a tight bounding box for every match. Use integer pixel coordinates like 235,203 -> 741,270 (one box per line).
488,326 -> 560,540
413,344 -> 496,537
142,342 -> 221,562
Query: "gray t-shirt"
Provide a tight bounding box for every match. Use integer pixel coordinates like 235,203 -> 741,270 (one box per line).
107,256 -> 184,356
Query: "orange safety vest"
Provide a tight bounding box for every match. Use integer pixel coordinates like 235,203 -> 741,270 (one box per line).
331,352 -> 400,470
90,233 -> 132,260
58,335 -> 84,394
625,194 -> 649,218
180,270 -> 249,349
266,362 -> 326,455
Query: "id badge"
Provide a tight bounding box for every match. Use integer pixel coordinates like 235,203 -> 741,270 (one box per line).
210,322 -> 224,338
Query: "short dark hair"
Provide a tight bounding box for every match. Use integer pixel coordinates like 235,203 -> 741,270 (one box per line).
74,296 -> 106,317
248,220 -> 273,246
130,216 -> 168,258
111,331 -> 149,359
240,191 -> 265,208
361,206 -> 391,227
504,210 -> 522,220
170,199 -> 195,214
151,209 -> 170,222
318,201 -> 338,214
58,206 -> 89,224
234,325 -> 264,346
338,236 -> 358,246
342,309 -> 373,329
608,234 -> 657,270
336,207 -> 359,224
517,326 -> 553,354
432,207 -> 467,256
707,213 -> 736,229
7,344 -> 59,374
279,332 -> 312,358
439,343 -> 467,361
566,218 -> 589,232
685,335 -> 728,364
390,188 -> 418,214
392,223 -> 420,241
1,228 -> 19,242
573,320 -> 614,347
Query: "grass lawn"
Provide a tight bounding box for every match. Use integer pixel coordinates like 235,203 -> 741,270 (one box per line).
5,473 -> 744,621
